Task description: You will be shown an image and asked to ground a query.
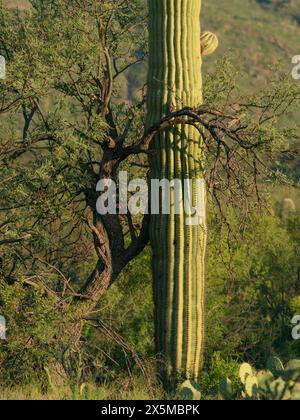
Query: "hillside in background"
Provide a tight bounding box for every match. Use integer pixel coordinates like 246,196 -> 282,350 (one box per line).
203,0 -> 300,86
202,0 -> 300,210
5,0 -> 300,89
124,0 -> 300,105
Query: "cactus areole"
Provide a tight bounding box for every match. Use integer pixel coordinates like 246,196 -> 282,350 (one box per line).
146,0 -> 217,387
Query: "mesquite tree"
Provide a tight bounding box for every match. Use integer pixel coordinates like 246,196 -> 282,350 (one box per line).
147,0 -> 218,384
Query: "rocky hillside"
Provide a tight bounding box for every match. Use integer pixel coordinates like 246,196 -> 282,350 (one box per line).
203,0 -> 300,87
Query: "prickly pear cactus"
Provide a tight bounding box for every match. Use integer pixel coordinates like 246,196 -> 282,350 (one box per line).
239,363 -> 253,384
226,358 -> 300,400
244,376 -> 259,398
179,380 -> 202,400
147,0 -> 218,386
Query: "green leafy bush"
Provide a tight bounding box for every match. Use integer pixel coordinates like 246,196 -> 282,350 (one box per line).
0,278 -> 72,385
200,353 -> 241,397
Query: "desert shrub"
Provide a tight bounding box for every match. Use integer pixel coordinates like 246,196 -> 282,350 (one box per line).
200,353 -> 241,397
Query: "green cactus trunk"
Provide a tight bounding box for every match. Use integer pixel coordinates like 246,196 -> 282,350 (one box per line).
147,0 -> 207,385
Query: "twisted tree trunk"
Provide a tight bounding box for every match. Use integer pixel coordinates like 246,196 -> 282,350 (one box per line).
147,0 -> 208,386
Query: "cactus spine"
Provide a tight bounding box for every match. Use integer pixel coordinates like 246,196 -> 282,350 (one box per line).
147,0 -> 207,385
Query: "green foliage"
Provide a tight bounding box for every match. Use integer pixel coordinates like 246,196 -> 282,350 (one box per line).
0,0 -> 148,283
200,353 -> 241,397
206,210 -> 300,363
0,374 -> 164,400
84,249 -> 154,383
290,296 -> 300,314
0,278 -> 74,385
0,249 -> 155,388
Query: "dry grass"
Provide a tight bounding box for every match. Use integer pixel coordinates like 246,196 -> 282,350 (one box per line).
3,0 -> 31,10
0,376 -> 164,400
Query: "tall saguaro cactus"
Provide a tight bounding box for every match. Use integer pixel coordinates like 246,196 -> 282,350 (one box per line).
146,0 -> 217,386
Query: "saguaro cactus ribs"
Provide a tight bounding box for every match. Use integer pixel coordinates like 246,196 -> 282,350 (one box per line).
146,0 -> 218,387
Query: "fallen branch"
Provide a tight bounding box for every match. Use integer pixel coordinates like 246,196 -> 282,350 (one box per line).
0,234 -> 31,246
